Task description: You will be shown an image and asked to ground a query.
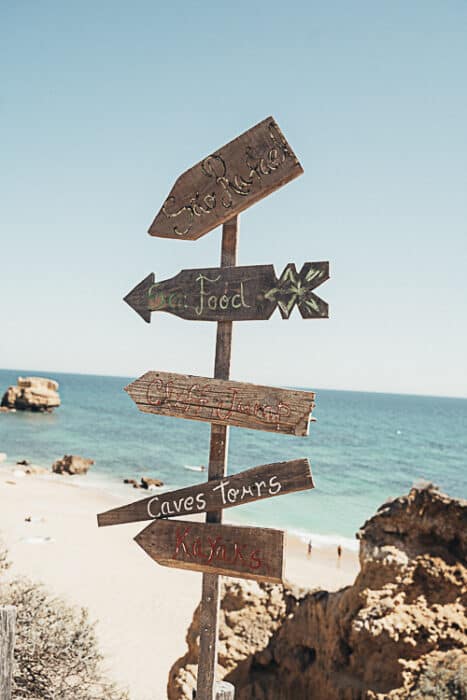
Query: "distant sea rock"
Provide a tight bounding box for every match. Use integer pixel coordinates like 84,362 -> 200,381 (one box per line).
1,377 -> 61,413
168,484 -> 467,700
52,455 -> 94,475
140,476 -> 164,489
123,476 -> 164,489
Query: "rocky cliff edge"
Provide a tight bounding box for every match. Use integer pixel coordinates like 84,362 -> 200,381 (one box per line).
168,485 -> 466,699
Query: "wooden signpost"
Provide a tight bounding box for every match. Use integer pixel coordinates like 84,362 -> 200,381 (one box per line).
135,520 -> 285,584
98,116 -> 329,700
148,116 -> 303,240
124,262 -> 329,323
124,372 -> 315,436
98,458 -> 313,526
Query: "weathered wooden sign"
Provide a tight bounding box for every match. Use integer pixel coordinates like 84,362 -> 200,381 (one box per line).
102,117 -> 325,700
135,519 -> 285,584
148,116 -> 303,240
97,458 -> 313,527
125,372 -> 315,436
124,261 -> 329,323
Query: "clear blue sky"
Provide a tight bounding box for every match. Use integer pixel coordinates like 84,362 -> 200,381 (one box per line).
1,1 -> 466,397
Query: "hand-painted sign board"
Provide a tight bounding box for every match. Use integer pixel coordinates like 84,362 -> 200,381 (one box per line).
148,116 -> 303,240
124,262 -> 329,324
97,458 -> 313,527
125,372 -> 315,436
135,519 -> 285,583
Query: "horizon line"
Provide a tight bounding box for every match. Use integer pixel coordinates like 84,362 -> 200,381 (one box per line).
1,366 -> 466,403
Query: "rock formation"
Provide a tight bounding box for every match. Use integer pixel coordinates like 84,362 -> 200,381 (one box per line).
52,455 -> 94,475
124,478 -> 140,488
168,485 -> 466,699
1,377 -> 60,412
123,476 -> 164,489
140,476 -> 164,489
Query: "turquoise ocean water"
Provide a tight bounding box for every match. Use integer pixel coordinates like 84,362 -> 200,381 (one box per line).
1,368 -> 465,549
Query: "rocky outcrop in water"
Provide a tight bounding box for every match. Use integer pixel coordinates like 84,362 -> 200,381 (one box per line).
1,377 -> 60,412
123,476 -> 165,489
168,485 -> 467,699
140,476 -> 164,489
52,455 -> 94,475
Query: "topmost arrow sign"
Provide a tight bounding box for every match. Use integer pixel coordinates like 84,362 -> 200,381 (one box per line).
148,116 -> 303,240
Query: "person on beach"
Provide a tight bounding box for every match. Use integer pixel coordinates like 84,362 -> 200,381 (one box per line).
307,540 -> 312,558
337,544 -> 342,567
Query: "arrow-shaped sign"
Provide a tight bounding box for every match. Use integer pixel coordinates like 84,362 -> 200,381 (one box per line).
135,519 -> 285,583
97,458 -> 313,527
148,116 -> 303,240
124,261 -> 329,324
125,371 -> 316,436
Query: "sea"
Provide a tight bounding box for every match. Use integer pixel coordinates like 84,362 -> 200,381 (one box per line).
1,368 -> 466,551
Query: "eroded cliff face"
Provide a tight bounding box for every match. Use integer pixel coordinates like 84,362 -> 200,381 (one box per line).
168,486 -> 466,699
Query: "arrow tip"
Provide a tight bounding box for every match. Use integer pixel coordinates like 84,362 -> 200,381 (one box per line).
124,273 -> 154,323
134,521 -> 158,558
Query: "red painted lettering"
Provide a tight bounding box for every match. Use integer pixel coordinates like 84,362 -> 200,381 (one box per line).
207,536 -> 222,563
193,537 -> 209,560
173,527 -> 192,558
250,550 -> 262,570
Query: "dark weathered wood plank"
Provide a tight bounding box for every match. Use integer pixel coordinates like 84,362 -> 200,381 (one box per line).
0,606 -> 16,700
124,371 -> 315,436
123,261 -> 329,323
134,520 -> 285,584
148,116 -> 303,240
97,458 -> 314,527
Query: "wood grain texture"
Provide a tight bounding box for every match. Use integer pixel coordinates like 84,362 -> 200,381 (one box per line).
0,606 -> 16,700
197,216 -> 237,700
148,116 -> 303,240
97,459 -> 314,527
134,519 -> 285,584
124,371 -> 315,436
123,261 -> 329,323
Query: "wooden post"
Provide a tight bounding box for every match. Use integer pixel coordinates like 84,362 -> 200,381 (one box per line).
196,216 -> 238,700
0,606 -> 16,700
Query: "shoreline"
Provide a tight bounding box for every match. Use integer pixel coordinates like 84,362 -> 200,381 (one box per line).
0,464 -> 359,699
0,457 -> 360,552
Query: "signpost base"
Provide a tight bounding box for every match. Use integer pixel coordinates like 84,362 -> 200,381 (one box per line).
193,681 -> 235,699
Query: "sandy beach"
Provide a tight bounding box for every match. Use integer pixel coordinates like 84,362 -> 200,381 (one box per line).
0,466 -> 359,700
